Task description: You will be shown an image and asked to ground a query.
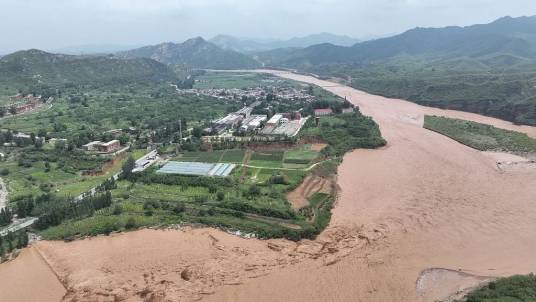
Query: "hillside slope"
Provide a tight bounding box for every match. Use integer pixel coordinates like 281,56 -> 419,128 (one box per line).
210,33 -> 359,53
259,16 -> 536,126
260,16 -> 536,68
118,37 -> 260,69
0,49 -> 177,86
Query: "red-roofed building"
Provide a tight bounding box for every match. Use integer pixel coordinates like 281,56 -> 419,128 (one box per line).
314,108 -> 333,116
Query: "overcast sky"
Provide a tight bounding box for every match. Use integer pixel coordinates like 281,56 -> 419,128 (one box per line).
1,0 -> 535,54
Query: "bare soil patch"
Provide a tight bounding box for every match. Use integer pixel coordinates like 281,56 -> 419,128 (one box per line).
287,175 -> 332,210
416,268 -> 492,302
310,143 -> 328,152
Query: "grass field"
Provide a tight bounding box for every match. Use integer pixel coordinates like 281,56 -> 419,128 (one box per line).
424,115 -> 536,153
3,150 -> 127,200
175,148 -> 319,170
456,274 -> 536,302
283,147 -> 320,166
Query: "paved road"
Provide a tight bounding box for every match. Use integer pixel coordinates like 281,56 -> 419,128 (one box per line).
0,217 -> 38,237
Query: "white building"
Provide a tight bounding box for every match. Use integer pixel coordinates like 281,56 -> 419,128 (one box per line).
267,114 -> 283,126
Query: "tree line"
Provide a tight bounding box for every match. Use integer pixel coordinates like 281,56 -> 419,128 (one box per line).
0,208 -> 13,227
0,230 -> 29,261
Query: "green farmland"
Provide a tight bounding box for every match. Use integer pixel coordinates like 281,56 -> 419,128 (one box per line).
424,115 -> 536,153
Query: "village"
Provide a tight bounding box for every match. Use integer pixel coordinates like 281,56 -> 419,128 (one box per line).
176,83 -> 315,103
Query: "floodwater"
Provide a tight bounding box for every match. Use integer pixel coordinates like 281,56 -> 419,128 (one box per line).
0,247 -> 66,302
1,70 -> 536,302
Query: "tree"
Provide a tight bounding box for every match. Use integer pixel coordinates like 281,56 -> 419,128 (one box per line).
216,191 -> 225,201
112,204 -> 123,215
173,202 -> 185,214
248,185 -> 261,196
0,239 -> 4,260
37,129 -> 47,138
121,156 -> 136,180
0,168 -> 9,176
125,217 -> 137,229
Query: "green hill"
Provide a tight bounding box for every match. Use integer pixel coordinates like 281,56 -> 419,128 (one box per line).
258,16 -> 536,126
117,37 -> 260,69
0,49 -> 177,87
259,16 -> 536,68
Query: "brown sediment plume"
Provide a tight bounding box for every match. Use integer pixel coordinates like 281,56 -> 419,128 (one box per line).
1,70 -> 536,302
0,247 -> 66,302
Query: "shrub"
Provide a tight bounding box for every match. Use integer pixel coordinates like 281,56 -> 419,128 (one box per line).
112,205 -> 123,215
125,217 -> 137,229
173,203 -> 185,214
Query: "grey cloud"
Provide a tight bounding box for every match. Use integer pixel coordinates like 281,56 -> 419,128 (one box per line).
0,0 -> 535,54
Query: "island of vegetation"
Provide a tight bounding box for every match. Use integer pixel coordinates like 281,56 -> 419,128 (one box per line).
456,274 -> 536,302
424,115 -> 536,154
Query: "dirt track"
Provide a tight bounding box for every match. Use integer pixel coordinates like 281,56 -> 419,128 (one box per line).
1,70 -> 536,302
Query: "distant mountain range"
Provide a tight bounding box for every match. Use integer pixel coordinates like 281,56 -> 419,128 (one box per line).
209,33 -> 360,53
0,49 -> 176,86
49,44 -> 143,55
257,16 -> 536,69
116,37 -> 260,69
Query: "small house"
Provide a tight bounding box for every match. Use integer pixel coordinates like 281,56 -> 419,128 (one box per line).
314,108 -> 333,116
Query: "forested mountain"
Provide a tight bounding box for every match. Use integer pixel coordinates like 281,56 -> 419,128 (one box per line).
209,33 -> 359,53
254,16 -> 536,126
117,37 -> 260,69
259,16 -> 536,68
0,49 -> 177,86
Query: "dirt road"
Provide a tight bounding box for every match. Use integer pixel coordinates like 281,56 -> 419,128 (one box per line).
1,70 -> 536,302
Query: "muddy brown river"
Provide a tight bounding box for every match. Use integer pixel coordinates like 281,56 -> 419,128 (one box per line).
1,70 -> 535,302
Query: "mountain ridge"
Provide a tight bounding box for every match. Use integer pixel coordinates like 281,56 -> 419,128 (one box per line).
0,49 -> 177,86
256,15 -> 536,68
117,37 -> 260,69
209,33 -> 360,53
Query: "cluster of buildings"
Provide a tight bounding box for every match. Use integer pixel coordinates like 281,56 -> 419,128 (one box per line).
313,107 -> 354,117
178,86 -> 315,103
205,102 -> 265,135
82,140 -> 121,153
8,94 -> 51,114
204,102 -> 309,139
1,131 -> 45,147
260,113 -> 308,137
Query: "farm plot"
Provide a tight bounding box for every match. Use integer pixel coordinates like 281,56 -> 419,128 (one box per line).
249,150 -> 284,168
